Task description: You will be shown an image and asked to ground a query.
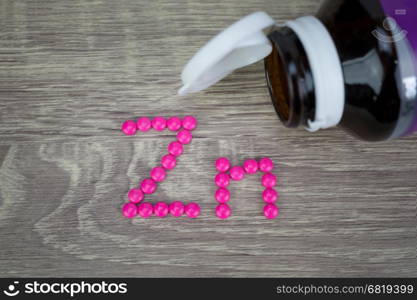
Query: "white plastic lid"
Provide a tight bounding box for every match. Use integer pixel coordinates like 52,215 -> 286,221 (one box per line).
178,13 -> 345,131
178,11 -> 275,95
286,16 -> 345,131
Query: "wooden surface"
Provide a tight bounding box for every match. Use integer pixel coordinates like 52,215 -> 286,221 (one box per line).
0,0 -> 416,277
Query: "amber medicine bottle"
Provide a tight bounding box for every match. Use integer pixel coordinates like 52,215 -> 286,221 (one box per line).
180,0 -> 417,141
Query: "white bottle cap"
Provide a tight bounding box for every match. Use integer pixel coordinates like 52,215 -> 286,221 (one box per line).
178,13 -> 345,131
178,11 -> 275,95
286,16 -> 345,131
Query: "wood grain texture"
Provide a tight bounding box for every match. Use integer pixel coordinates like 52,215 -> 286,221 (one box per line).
0,0 -> 416,277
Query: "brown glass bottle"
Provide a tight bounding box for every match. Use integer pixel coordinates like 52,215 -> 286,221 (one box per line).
265,0 -> 417,141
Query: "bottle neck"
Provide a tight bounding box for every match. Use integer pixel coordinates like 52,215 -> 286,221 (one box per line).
265,26 -> 315,128
265,16 -> 345,132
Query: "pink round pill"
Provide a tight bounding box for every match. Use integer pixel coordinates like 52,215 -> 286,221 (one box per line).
182,115 -> 198,131
167,116 -> 182,131
229,166 -> 245,181
215,187 -> 230,203
161,154 -> 177,170
127,188 -> 144,203
121,120 -> 137,135
137,117 -> 151,132
215,203 -> 232,219
168,141 -> 184,156
243,159 -> 258,174
262,188 -> 279,203
169,201 -> 185,217
151,116 -> 167,131
214,172 -> 230,188
154,202 -> 169,218
263,203 -> 279,219
215,157 -> 231,173
261,173 -> 277,188
150,166 -> 167,182
140,178 -> 157,194
121,202 -> 138,218
137,202 -> 154,218
177,129 -> 192,145
184,203 -> 200,218
259,157 -> 274,173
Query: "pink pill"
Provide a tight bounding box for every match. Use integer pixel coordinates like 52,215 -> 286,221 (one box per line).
150,166 -> 167,182
137,202 -> 154,218
168,141 -> 184,156
121,120 -> 137,135
182,115 -> 198,131
137,117 -> 151,132
214,172 -> 230,188
229,166 -> 245,181
215,203 -> 232,219
177,130 -> 192,144
169,201 -> 185,217
184,202 -> 200,218
215,157 -> 231,173
259,157 -> 274,172
243,159 -> 258,174
215,187 -> 230,203
140,178 -> 157,194
151,116 -> 167,131
262,188 -> 279,203
167,116 -> 182,131
161,154 -> 177,170
154,202 -> 169,218
261,173 -> 277,188
263,203 -> 279,219
127,188 -> 144,203
121,202 -> 138,218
